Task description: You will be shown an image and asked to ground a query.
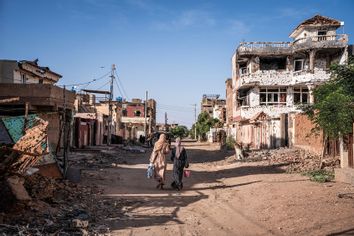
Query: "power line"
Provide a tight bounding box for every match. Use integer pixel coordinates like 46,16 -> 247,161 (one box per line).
58,71 -> 111,88
114,70 -> 129,100
113,77 -> 124,98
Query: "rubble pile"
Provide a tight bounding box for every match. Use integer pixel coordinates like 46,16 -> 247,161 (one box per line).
69,150 -> 128,169
230,148 -> 340,173
0,173 -> 134,235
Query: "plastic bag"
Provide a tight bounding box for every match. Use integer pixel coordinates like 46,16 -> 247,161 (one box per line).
183,170 -> 191,178
147,163 -> 154,179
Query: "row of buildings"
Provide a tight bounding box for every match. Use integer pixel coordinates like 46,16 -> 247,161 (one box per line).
0,59 -> 156,176
223,15 -> 353,183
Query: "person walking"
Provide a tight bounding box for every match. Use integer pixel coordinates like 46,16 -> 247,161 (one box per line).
171,137 -> 189,191
149,133 -> 170,189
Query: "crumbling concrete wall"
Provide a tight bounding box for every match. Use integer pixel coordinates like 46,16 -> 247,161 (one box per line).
240,106 -> 297,120
38,113 -> 60,150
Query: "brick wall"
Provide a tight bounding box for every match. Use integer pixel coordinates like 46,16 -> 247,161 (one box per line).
293,113 -> 323,155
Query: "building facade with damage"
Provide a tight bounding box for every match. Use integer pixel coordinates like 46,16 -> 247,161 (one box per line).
0,59 -> 75,178
229,15 -> 349,150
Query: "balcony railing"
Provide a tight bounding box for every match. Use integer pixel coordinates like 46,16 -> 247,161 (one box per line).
237,34 -> 348,55
292,34 -> 348,51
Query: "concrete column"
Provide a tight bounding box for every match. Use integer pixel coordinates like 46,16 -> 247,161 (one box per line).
286,87 -> 294,106
307,85 -> 315,104
309,50 -> 317,73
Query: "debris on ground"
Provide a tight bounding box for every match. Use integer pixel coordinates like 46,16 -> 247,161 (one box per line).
225,147 -> 340,173
0,172 -> 135,235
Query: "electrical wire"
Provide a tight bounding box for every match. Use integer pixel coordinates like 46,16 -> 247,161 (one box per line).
113,77 -> 124,99
58,71 -> 111,88
114,70 -> 129,100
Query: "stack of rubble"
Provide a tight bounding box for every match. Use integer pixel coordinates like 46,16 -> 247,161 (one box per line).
0,173 -> 133,235
228,148 -> 340,173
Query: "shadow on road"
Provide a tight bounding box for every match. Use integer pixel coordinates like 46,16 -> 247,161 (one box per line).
83,142 -> 288,233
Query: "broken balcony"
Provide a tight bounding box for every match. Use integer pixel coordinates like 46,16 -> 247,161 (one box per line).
237,68 -> 331,89
292,34 -> 348,51
237,42 -> 292,56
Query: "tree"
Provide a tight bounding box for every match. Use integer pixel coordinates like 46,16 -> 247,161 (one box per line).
170,125 -> 189,138
302,57 -> 354,160
194,111 -> 219,141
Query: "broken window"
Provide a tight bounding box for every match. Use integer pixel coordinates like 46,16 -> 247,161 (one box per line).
260,57 -> 286,70
293,87 -> 309,104
260,88 -> 287,106
239,62 -> 248,75
294,59 -> 304,71
134,110 -> 141,117
21,74 -> 26,84
318,31 -> 327,41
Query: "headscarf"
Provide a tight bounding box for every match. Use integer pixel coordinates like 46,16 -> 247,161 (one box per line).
175,137 -> 182,159
154,133 -> 167,151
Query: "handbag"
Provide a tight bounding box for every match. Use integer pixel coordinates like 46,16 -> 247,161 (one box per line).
183,170 -> 191,178
147,163 -> 154,179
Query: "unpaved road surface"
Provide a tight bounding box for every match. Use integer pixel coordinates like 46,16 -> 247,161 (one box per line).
82,142 -> 354,236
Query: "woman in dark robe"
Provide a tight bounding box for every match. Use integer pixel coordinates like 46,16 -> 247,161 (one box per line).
171,137 -> 189,191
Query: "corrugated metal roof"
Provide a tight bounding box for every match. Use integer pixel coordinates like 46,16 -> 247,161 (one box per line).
1,114 -> 38,143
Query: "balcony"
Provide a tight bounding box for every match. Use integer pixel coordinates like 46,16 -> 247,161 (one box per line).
238,105 -> 298,120
0,83 -> 76,110
239,70 -> 293,88
237,69 -> 331,89
237,34 -> 348,56
237,42 -> 292,56
292,34 -> 348,51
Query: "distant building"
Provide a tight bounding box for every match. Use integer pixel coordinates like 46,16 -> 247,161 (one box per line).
200,94 -> 226,121
120,98 -> 156,140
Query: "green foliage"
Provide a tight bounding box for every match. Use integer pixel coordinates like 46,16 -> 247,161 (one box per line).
194,112 -> 220,140
303,57 -> 354,138
304,170 -> 334,183
225,136 -> 236,150
170,125 -> 189,138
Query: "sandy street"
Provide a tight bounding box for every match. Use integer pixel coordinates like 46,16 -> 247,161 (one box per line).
78,142 -> 354,236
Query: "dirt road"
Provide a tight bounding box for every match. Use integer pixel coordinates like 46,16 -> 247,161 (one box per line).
82,142 -> 354,236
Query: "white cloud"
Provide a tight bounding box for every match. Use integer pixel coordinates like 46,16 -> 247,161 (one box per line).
151,9 -> 216,31
229,20 -> 249,35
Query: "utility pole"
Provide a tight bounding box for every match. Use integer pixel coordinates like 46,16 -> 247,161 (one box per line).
144,91 -> 148,137
164,112 -> 168,131
107,64 -> 115,146
194,104 -> 197,140
63,85 -> 68,177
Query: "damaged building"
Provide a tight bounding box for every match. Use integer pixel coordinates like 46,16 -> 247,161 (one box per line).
0,59 -> 75,178
229,15 -> 349,151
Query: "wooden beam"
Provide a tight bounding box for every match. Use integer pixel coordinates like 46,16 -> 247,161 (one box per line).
0,146 -> 49,157
0,97 -> 20,104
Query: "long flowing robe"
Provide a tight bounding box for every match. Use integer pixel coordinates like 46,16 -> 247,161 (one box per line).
150,135 -> 170,184
171,147 -> 188,189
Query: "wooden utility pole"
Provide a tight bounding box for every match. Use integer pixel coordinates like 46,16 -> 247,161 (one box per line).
23,102 -> 29,134
144,91 -> 148,137
164,112 -> 168,131
107,64 -> 115,146
63,85 -> 68,177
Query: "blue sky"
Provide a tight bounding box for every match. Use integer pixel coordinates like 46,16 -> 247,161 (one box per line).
1,0 -> 353,127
